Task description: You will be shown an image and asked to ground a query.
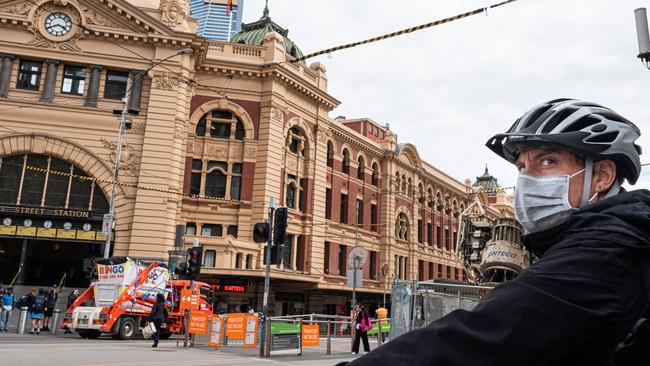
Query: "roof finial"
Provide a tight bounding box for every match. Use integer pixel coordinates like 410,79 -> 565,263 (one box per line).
484,164 -> 489,174
263,0 -> 269,18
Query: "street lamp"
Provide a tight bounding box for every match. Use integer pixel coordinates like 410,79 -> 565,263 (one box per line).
634,8 -> 650,70
103,47 -> 193,258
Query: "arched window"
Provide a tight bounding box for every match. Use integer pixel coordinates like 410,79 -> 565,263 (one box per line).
205,161 -> 228,198
407,178 -> 413,197
428,188 -> 435,209
194,109 -> 246,140
286,175 -> 299,209
395,213 -> 409,241
326,141 -> 334,168
0,154 -> 108,212
287,126 -> 305,156
195,115 -> 206,136
342,149 -> 350,174
395,172 -> 401,191
371,163 -> 379,186
401,175 -> 407,194
357,156 -> 365,181
235,120 -> 245,140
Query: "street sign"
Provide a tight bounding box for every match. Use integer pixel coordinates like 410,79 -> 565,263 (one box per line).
301,325 -> 320,347
189,312 -> 209,335
243,314 -> 259,348
102,214 -> 112,236
209,315 -> 223,347
226,313 -> 246,339
346,268 -> 363,288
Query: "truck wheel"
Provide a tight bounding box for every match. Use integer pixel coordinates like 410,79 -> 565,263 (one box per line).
78,330 -> 89,339
118,317 -> 136,340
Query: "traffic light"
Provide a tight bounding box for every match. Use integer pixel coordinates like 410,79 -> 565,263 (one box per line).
186,246 -> 202,280
270,242 -> 284,265
253,222 -> 270,243
273,208 -> 288,245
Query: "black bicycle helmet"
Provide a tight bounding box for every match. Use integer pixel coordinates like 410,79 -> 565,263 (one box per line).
486,98 -> 642,184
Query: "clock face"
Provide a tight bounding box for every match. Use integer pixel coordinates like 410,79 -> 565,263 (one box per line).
2,218 -> 11,226
23,218 -> 33,227
44,12 -> 72,37
63,221 -> 72,230
43,220 -> 53,229
82,223 -> 92,232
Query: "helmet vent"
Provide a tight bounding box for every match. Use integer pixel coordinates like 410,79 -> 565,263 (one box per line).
541,108 -> 578,133
564,116 -> 600,133
524,105 -> 553,129
586,131 -> 619,143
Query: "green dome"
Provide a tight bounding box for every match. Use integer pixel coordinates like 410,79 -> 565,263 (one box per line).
230,3 -> 305,64
473,165 -> 501,193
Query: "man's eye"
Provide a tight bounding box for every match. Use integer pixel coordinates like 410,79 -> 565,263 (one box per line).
541,159 -> 554,166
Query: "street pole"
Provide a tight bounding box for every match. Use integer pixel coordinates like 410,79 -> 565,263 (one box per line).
102,48 -> 192,259
103,77 -> 130,258
351,209 -> 360,310
260,206 -> 274,357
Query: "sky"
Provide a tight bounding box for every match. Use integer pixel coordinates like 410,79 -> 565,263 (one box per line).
240,0 -> 650,190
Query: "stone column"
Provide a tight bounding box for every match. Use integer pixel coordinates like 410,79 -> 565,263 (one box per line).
128,70 -> 144,114
40,59 -> 59,103
84,65 -> 102,107
0,53 -> 14,98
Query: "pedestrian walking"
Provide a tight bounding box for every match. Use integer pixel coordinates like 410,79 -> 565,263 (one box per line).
339,99 -> 650,365
149,293 -> 168,348
0,287 -> 15,332
351,302 -> 372,355
28,289 -> 46,334
43,285 -> 58,332
64,290 -> 79,334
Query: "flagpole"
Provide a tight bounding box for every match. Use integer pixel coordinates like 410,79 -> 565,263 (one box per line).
227,4 -> 233,41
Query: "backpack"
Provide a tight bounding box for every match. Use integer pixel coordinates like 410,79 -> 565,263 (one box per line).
31,294 -> 45,312
16,295 -> 29,309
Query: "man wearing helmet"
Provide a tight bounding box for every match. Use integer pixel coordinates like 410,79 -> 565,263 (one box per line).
338,99 -> 650,366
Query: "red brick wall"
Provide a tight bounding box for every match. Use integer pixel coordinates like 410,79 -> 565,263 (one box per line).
241,162 -> 255,201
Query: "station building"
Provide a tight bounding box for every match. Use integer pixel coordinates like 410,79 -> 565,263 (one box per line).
0,0 -> 513,316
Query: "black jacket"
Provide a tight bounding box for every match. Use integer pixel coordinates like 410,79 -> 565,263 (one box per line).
149,301 -> 168,322
344,189 -> 650,366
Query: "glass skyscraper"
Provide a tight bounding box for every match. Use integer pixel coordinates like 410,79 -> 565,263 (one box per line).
190,0 -> 244,41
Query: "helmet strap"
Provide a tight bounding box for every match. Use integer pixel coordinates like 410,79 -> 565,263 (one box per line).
579,157 -> 593,208
603,179 -> 621,199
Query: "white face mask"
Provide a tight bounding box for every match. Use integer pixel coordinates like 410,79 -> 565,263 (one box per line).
514,168 -> 596,234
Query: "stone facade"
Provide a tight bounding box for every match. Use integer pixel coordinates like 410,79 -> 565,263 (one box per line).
0,0 -> 513,315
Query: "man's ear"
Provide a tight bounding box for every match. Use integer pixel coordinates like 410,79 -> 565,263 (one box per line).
591,160 -> 617,194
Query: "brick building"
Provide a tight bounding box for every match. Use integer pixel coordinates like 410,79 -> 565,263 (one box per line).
0,0 -> 512,315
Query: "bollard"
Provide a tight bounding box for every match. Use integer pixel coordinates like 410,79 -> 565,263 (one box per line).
18,307 -> 28,335
51,309 -> 61,336
326,320 -> 331,355
263,318 -> 271,357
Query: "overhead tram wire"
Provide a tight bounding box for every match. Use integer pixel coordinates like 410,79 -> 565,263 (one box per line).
289,0 -> 520,64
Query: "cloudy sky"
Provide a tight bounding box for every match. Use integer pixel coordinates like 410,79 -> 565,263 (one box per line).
241,0 -> 649,190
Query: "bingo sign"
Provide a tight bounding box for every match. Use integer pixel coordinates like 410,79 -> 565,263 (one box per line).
301,325 -> 320,347
136,267 -> 170,300
189,312 -> 209,335
225,313 -> 246,339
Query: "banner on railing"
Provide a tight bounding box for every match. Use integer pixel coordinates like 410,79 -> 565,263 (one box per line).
189,312 -> 209,335
209,315 -> 223,347
301,324 -> 320,347
226,313 -> 246,339
243,314 -> 259,348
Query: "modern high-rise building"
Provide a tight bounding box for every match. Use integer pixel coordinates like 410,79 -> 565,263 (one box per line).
190,0 -> 244,41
